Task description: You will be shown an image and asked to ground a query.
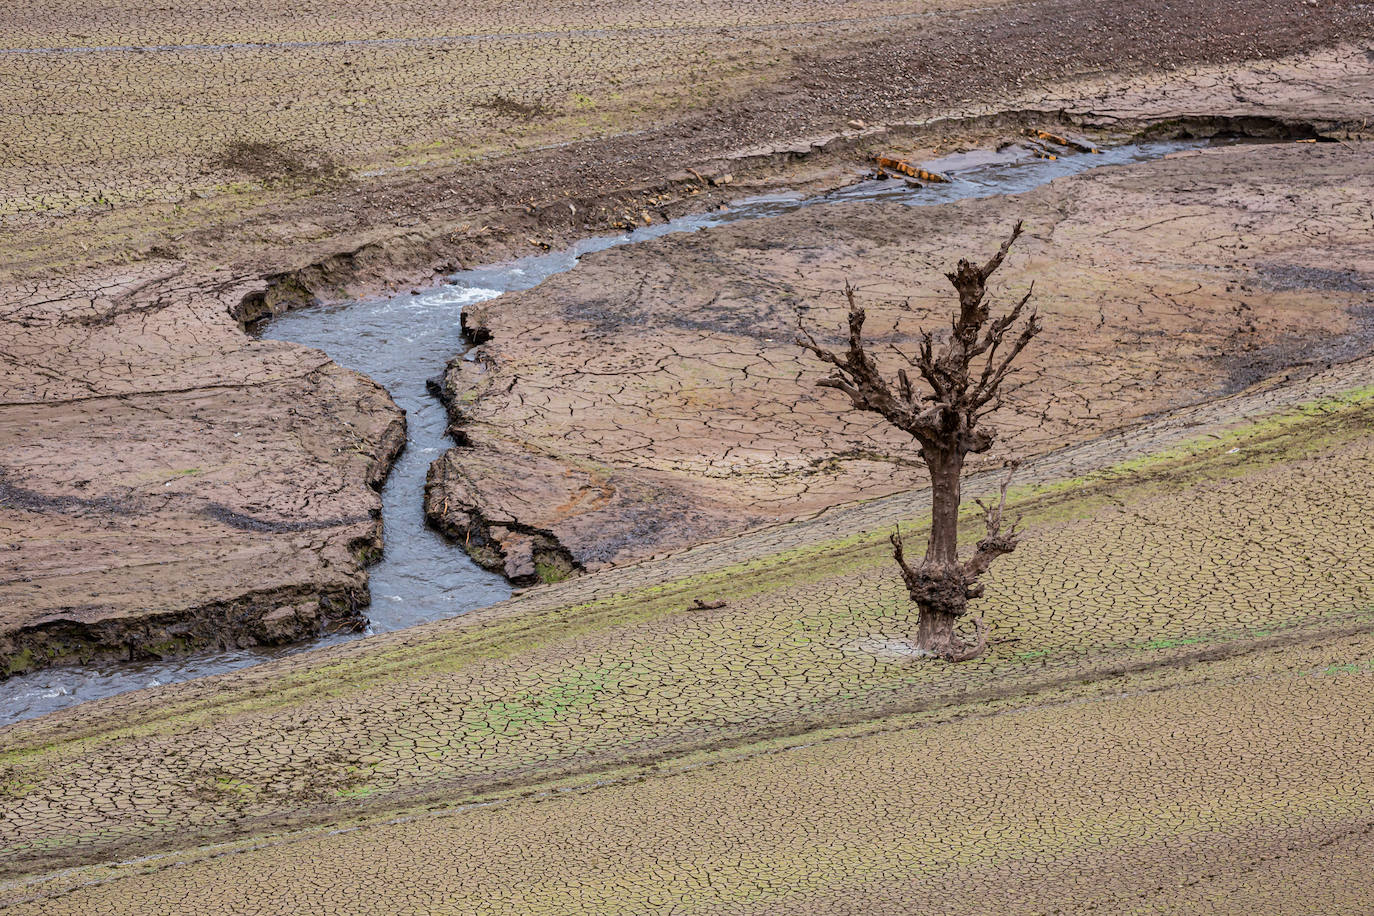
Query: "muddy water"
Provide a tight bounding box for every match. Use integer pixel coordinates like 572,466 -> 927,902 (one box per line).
0,137 -> 1209,725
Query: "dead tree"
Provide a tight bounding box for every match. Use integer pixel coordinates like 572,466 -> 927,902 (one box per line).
797,222 -> 1041,661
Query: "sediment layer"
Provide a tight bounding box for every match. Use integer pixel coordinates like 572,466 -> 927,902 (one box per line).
0,273 -> 406,676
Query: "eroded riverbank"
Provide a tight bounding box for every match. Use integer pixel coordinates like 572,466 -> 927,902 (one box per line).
1,44 -> 1370,718
0,132 -> 1227,723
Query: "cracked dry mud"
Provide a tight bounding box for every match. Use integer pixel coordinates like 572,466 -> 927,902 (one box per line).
4,0 -> 1364,281
4,2 -> 1374,908
1,382 -> 1371,911
12,647 -> 1374,915
427,138 -> 1374,576
0,270 -> 405,673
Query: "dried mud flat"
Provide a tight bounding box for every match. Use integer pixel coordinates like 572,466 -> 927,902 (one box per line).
428,137 -> 1374,576
12,650 -> 1374,915
1,374 -> 1372,911
3,1 -> 1374,909
3,0 -> 1365,279
0,269 -> 404,674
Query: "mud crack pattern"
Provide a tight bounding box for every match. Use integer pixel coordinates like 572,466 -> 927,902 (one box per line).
1,386 -> 1371,903
428,139 -> 1374,571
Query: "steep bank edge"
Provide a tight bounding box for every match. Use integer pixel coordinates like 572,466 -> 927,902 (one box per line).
0,388 -> 406,680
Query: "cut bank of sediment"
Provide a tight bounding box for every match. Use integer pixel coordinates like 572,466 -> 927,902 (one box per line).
0,270 -> 406,676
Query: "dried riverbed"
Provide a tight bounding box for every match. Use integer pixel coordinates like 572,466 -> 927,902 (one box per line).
4,41 -> 1369,715
0,133 -> 1237,724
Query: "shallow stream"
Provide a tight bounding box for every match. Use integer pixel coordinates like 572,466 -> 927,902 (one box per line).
1,137 -> 1210,725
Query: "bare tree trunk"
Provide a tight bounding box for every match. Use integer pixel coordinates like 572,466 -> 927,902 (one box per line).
916,447 -> 965,654
916,607 -> 960,656
923,447 -> 963,564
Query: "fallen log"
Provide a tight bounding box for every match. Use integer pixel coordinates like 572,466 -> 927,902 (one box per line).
873,155 -> 948,183
1024,128 -> 1101,154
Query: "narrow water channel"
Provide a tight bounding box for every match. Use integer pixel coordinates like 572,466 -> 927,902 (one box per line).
0,137 -> 1210,725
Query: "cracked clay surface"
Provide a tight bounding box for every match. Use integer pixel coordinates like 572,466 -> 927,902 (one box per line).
0,269 -> 404,673
1,378 -> 1371,910
430,133 -> 1374,575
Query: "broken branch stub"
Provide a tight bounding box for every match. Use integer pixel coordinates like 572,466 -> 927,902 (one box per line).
872,155 -> 948,183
